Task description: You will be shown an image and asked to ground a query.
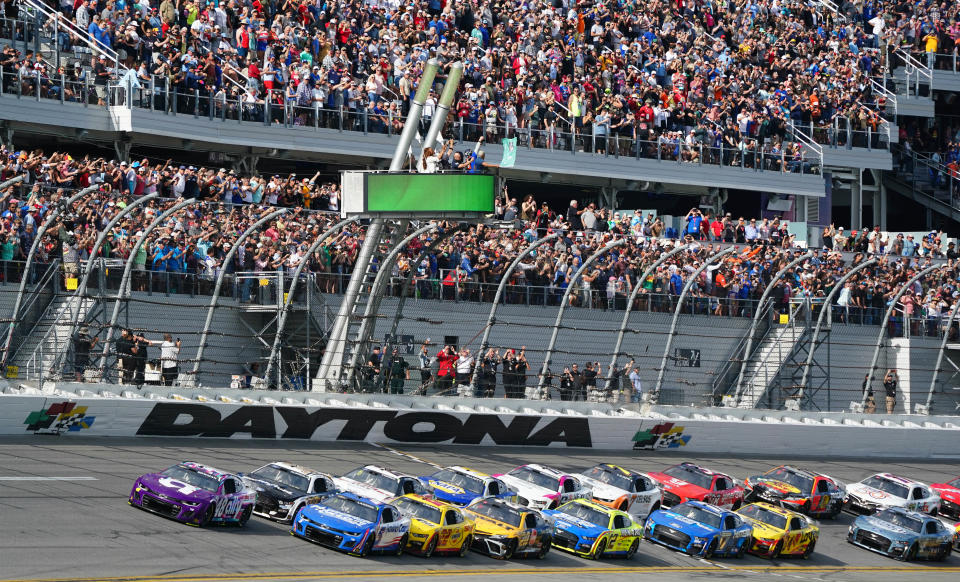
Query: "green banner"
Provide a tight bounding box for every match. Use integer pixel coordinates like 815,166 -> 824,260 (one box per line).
366,174 -> 495,213
500,137 -> 517,168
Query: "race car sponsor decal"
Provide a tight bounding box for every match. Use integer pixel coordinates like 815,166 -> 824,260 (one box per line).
310,506 -> 373,527
24,401 -> 95,434
137,403 -> 591,447
632,422 -> 690,450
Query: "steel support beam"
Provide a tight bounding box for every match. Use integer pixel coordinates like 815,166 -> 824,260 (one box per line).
925,300 -> 960,412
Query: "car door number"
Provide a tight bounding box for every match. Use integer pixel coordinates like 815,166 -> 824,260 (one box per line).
214,496 -> 241,517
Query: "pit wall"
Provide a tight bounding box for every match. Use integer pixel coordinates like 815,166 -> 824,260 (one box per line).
3,391 -> 958,459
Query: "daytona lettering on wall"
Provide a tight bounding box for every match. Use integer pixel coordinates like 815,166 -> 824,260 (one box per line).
136,403 -> 593,447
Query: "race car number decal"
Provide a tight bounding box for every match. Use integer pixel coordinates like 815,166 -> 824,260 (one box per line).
214,496 -> 242,517
158,477 -> 200,495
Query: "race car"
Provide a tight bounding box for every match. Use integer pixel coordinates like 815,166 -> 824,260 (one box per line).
240,462 -> 337,522
542,498 -> 644,559
743,465 -> 844,518
292,492 -> 410,556
847,507 -> 952,561
844,473 -> 941,515
129,461 -> 256,527
953,522 -> 960,551
418,466 -> 515,506
736,502 -> 819,558
647,462 -> 745,509
391,494 -> 475,557
333,465 -> 427,504
572,463 -> 662,519
644,500 -> 752,558
495,464 -> 592,510
462,497 -> 553,559
931,476 -> 960,519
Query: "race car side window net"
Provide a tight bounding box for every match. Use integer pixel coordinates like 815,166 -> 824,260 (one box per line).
789,518 -> 802,530
911,487 -> 923,499
523,514 -> 536,529
444,511 -> 461,525
613,515 -> 629,529
816,480 -> 829,492
312,479 -> 327,493
223,479 -> 237,494
382,508 -> 395,522
402,480 -> 417,494
562,479 -> 577,493
723,516 -> 736,530
488,481 -> 501,495
926,521 -> 938,534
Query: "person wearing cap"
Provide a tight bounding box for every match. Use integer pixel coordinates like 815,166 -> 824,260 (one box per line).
73,326 -> 99,382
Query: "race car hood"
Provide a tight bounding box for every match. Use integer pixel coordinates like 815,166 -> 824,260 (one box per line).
573,476 -> 627,502
333,477 -> 394,504
648,471 -> 709,499
542,509 -> 606,537
137,473 -> 218,504
497,475 -> 557,501
469,512 -> 518,536
747,476 -> 803,497
420,478 -> 478,505
854,515 -> 921,542
740,516 -> 786,540
847,483 -> 906,506
241,476 -> 306,503
656,510 -> 718,537
300,504 -> 373,534
931,483 -> 960,502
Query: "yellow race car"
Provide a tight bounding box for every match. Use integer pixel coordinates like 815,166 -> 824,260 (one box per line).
736,502 -> 819,558
463,497 -> 553,559
542,499 -> 644,559
391,494 -> 475,557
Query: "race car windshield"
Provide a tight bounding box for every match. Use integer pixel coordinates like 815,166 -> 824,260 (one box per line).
948,478 -> 960,488
582,465 -> 633,490
558,503 -> 609,528
319,496 -> 379,523
508,466 -> 559,490
662,465 -> 714,490
874,510 -> 923,533
429,469 -> 485,494
670,504 -> 723,529
468,500 -> 523,527
344,468 -> 400,494
393,497 -> 443,524
860,476 -> 910,499
737,504 -> 788,530
251,465 -> 309,492
161,466 -> 220,492
764,467 -> 814,493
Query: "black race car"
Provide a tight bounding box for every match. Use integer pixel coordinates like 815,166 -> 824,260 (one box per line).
240,462 -> 337,522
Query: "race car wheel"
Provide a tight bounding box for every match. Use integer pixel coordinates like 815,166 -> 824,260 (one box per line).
802,540 -> 816,559
704,539 -> 718,559
592,539 -> 607,560
735,540 -> 747,559
536,536 -> 551,560
502,539 -> 518,560
903,543 -> 918,562
770,540 -> 783,559
199,505 -> 215,528
458,535 -> 472,557
625,539 -> 639,559
936,544 -> 950,561
395,534 -> 407,557
423,536 -> 438,558
359,535 -> 375,558
238,505 -> 252,526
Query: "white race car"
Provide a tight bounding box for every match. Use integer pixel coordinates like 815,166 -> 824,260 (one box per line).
333,465 -> 427,504
572,463 -> 662,519
844,472 -> 941,515
494,464 -> 592,510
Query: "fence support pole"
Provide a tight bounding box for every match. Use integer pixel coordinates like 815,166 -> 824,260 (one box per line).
925,301 -> 960,412
653,247 -> 736,400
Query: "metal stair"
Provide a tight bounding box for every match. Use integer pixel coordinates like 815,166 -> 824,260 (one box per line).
737,313 -> 808,409
13,294 -> 94,380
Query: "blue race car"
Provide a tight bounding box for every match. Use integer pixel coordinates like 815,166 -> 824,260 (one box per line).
418,466 -> 515,506
542,498 -> 644,559
292,492 -> 411,556
644,500 -> 752,558
847,507 -> 952,561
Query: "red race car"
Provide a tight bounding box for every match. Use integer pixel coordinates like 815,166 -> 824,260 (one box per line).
932,477 -> 960,519
743,465 -> 844,518
647,462 -> 745,510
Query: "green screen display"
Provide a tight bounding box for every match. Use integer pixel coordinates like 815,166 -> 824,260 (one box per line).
366,174 -> 495,213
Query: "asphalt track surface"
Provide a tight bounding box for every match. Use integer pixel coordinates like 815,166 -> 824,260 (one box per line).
1,437 -> 959,582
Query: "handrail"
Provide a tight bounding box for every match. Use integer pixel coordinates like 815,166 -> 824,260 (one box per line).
16,0 -> 124,74
869,78 -> 897,116
897,49 -> 934,93
4,259 -> 60,361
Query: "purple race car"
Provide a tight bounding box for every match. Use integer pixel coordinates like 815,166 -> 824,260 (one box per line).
129,461 -> 256,527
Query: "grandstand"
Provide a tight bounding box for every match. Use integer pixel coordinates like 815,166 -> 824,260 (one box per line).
0,0 -> 958,416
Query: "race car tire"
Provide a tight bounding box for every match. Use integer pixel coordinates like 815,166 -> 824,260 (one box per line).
458,535 -> 472,557
395,534 -> 407,557
359,535 -> 375,558
238,505 -> 252,526
592,539 -> 607,560
903,543 -> 918,562
502,539 -> 518,560
423,535 -> 438,558
770,540 -> 783,559
536,536 -> 551,560
802,540 -> 815,559
625,538 -> 639,559
936,544 -> 950,561
199,505 -> 215,528
828,505 -> 843,520
704,539 -> 718,559
928,506 -> 939,517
